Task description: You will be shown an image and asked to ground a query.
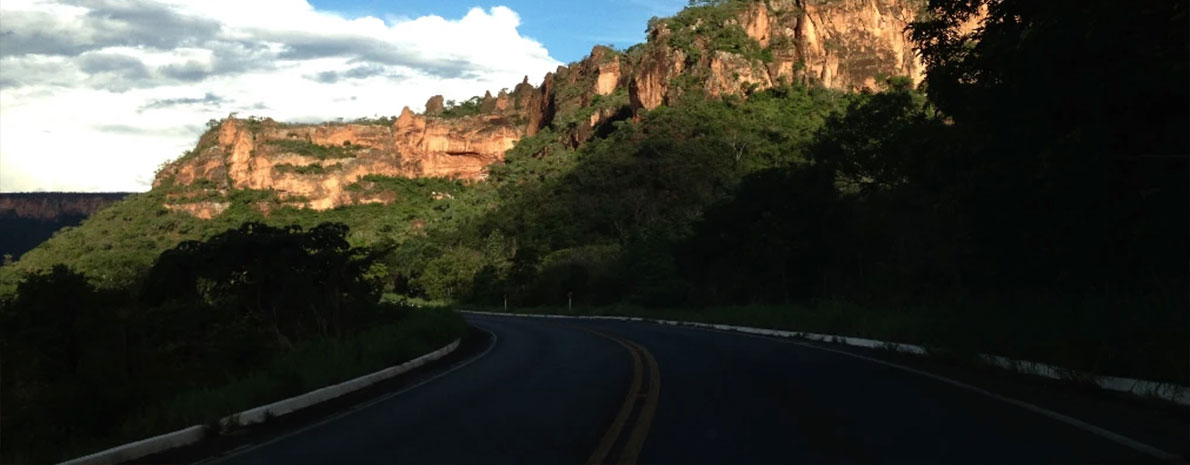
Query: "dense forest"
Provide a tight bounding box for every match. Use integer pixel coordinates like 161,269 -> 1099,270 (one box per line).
1,222 -> 465,463
1,0 -> 1186,460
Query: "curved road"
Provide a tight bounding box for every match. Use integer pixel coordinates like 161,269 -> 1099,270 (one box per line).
208,313 -> 1184,464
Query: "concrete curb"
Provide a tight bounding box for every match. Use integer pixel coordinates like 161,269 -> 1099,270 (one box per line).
58,426 -> 207,465
463,310 -> 1190,406
58,338 -> 461,465
222,339 -> 461,428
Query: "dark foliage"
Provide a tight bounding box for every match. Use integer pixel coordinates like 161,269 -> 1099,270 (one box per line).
0,223 -> 396,463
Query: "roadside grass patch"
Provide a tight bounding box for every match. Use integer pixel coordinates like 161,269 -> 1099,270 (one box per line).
42,307 -> 464,465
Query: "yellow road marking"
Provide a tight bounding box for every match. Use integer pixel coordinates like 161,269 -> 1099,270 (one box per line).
572,327 -> 660,465
586,333 -> 642,465
619,339 -> 660,465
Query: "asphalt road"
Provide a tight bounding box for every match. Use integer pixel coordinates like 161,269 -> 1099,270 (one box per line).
208,313 -> 1186,465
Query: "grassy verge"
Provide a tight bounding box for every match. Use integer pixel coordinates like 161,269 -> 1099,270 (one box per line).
471,297 -> 1186,386
41,307 -> 465,464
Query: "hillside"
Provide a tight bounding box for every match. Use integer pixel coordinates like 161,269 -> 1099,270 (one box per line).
0,193 -> 132,260
153,0 -> 937,213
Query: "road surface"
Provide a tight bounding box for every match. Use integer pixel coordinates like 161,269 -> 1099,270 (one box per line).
205,313 -> 1185,464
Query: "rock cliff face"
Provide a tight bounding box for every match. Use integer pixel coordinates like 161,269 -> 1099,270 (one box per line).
157,0 -> 963,215
156,108 -> 527,210
627,0 -> 930,111
0,193 -> 132,220
797,0 -> 926,91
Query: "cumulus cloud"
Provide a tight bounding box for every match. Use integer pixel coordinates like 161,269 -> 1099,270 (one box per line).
0,0 -> 561,192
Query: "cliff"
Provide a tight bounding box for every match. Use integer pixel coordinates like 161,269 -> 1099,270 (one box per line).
156,0 -> 956,215
0,193 -> 132,221
155,105 -> 526,210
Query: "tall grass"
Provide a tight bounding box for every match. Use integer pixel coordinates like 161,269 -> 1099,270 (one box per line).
45,308 -> 465,465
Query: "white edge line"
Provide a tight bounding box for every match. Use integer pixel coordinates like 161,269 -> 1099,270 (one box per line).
465,310 -> 1181,462
461,311 -> 1190,405
56,338 -> 463,465
203,325 -> 500,465
763,334 -> 1181,463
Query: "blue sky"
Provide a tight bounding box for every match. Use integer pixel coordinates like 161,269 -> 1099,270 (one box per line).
309,0 -> 688,63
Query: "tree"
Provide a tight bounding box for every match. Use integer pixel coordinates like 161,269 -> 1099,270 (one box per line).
416,247 -> 483,300
908,0 -> 1189,289
4,265 -> 96,376
142,222 -> 382,343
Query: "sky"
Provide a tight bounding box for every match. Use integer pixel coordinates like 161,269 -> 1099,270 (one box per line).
0,0 -> 686,193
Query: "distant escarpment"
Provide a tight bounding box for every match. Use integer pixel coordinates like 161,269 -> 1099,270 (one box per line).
0,193 -> 131,220
156,0 -> 948,215
0,192 -> 133,259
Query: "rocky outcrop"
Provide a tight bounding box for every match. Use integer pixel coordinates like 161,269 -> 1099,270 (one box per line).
164,201 -> 229,220
705,50 -> 773,98
495,90 -> 511,112
156,108 -> 526,210
629,29 -> 686,111
425,95 -> 445,115
797,0 -> 926,90
393,108 -> 523,178
525,72 -> 555,136
158,0 -> 979,218
595,56 -> 622,96
627,0 -> 944,110
741,2 -> 773,47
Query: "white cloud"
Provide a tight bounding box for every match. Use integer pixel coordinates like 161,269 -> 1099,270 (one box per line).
0,0 -> 561,192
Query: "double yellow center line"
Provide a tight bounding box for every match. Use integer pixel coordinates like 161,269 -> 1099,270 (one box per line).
578,328 -> 661,465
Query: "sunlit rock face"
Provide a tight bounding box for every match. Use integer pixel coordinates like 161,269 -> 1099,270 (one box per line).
155,113 -> 526,211
796,0 -> 927,91
629,0 -> 940,110
158,0 -> 974,217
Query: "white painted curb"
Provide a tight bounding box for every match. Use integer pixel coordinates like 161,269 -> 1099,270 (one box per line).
464,310 -> 1190,406
58,426 -> 207,465
222,339 -> 460,428
58,338 -> 461,465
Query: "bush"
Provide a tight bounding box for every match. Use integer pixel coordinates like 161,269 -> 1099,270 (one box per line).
264,139 -> 359,159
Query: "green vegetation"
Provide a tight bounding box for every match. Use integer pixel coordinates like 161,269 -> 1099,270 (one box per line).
557,87 -> 631,131
4,192 -> 205,290
349,115 -> 398,126
655,0 -> 770,64
0,175 -> 487,294
1,224 -> 466,463
445,0 -> 1184,383
274,163 -> 342,175
439,96 -> 484,119
264,139 -> 360,159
